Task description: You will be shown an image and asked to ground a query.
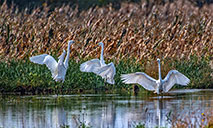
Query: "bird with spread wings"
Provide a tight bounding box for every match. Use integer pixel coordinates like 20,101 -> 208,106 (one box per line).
121,58 -> 190,94
30,40 -> 74,83
80,42 -> 116,84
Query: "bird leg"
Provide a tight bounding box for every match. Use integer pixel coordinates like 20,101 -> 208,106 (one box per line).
54,81 -> 59,96
94,76 -> 98,93
103,75 -> 108,86
61,82 -> 64,95
103,75 -> 109,91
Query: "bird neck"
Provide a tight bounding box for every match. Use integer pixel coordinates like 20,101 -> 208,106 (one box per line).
100,44 -> 104,64
58,52 -> 66,64
158,61 -> 162,81
64,44 -> 71,68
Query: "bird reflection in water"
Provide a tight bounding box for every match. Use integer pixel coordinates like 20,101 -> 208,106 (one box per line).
153,97 -> 171,128
52,107 -> 67,128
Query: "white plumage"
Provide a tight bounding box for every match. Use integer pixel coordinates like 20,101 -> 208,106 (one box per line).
80,59 -> 101,73
121,72 -> 156,91
80,42 -> 116,84
30,40 -> 74,83
121,58 -> 190,94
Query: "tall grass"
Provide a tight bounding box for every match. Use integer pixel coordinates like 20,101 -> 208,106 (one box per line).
0,0 -> 212,62
0,56 -> 212,94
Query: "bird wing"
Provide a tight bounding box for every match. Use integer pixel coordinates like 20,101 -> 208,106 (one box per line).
163,70 -> 190,92
94,62 -> 116,84
80,59 -> 102,73
30,54 -> 49,64
30,54 -> 58,76
121,72 -> 157,91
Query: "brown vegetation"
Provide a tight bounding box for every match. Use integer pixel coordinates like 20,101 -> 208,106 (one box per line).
0,0 -> 212,62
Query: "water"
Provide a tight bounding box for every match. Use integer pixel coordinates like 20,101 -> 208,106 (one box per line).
0,89 -> 212,128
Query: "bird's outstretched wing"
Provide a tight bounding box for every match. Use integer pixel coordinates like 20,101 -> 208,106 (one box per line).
80,59 -> 101,73
163,70 -> 190,92
121,72 -> 157,91
30,54 -> 57,76
94,62 -> 116,84
30,54 -> 49,64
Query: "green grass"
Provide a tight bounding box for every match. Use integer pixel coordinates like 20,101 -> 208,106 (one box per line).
0,56 -> 212,94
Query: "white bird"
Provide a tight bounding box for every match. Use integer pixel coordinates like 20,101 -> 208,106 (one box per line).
30,40 -> 74,83
121,58 -> 190,94
80,42 -> 116,84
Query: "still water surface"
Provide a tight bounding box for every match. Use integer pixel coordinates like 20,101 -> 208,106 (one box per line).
0,89 -> 213,128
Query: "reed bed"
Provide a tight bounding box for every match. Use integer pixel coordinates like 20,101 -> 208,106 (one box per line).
0,0 -> 212,62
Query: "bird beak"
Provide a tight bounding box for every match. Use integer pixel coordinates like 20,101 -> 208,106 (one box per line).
68,40 -> 74,45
